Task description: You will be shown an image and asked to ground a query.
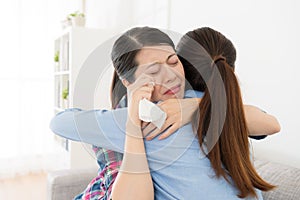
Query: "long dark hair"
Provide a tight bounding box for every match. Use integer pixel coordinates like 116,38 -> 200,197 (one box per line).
177,27 -> 275,198
110,27 -> 175,108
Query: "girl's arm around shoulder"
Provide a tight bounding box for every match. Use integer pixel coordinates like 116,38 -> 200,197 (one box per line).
49,108 -> 128,152
243,105 -> 281,136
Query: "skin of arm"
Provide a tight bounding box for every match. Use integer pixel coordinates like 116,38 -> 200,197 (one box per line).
143,97 -> 280,140
111,121 -> 154,200
111,78 -> 154,200
243,105 -> 281,136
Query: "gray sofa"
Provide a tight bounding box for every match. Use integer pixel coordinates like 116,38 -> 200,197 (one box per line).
47,160 -> 300,200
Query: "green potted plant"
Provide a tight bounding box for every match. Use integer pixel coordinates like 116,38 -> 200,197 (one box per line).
69,11 -> 85,27
54,51 -> 59,71
54,51 -> 59,62
62,88 -> 69,108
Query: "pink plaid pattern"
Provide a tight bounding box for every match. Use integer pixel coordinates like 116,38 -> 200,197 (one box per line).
73,149 -> 122,200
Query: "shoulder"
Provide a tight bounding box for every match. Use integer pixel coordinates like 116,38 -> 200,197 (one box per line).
184,90 -> 204,98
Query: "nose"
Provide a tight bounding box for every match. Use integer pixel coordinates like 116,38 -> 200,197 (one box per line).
156,64 -> 176,85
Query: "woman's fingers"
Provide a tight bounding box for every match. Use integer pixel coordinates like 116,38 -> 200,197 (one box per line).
143,98 -> 200,140
145,117 -> 175,140
127,75 -> 155,126
131,84 -> 154,101
145,127 -> 165,140
142,122 -> 150,129
128,75 -> 154,91
142,123 -> 157,137
158,123 -> 179,140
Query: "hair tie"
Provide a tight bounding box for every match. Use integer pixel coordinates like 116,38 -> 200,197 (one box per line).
214,55 -> 226,64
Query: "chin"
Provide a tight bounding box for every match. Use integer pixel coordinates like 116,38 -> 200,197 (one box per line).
164,92 -> 184,100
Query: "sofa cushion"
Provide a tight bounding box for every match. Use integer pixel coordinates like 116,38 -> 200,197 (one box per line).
255,160 -> 300,200
47,168 -> 97,200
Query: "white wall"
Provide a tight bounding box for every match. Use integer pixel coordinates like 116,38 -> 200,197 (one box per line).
85,0 -> 169,31
169,0 -> 300,168
81,0 -> 300,168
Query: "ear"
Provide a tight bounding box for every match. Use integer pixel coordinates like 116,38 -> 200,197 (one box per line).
121,79 -> 130,88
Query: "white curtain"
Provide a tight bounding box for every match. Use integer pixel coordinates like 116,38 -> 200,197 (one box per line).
0,0 -> 169,179
0,0 -> 81,179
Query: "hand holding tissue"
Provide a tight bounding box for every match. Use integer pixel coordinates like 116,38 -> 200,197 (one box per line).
139,98 -> 166,130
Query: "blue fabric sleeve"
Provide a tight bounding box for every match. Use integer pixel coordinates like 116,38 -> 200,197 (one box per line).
50,108 -> 128,153
49,90 -> 204,153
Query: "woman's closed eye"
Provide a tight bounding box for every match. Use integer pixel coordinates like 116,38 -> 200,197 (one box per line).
147,65 -> 160,75
167,55 -> 179,66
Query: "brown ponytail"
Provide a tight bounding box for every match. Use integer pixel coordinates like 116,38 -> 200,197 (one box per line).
177,27 -> 275,198
199,58 -> 275,198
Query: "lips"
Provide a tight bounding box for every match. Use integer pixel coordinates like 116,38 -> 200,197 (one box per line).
164,84 -> 181,95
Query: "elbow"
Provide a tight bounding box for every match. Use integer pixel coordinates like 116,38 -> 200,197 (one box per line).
49,113 -> 71,138
269,118 -> 281,135
49,109 -> 83,142
272,121 -> 281,134
49,110 -> 66,134
49,111 -> 65,133
49,116 -> 65,137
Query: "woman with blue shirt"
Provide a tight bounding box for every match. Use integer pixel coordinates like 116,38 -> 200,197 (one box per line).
50,27 -> 279,199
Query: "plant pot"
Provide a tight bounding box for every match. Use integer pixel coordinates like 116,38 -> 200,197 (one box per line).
61,19 -> 72,29
63,99 -> 69,108
72,16 -> 85,27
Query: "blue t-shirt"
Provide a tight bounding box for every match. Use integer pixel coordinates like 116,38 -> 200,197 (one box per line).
50,90 -> 263,200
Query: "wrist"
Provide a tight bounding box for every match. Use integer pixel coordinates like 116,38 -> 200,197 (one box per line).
127,112 -> 141,127
126,119 -> 143,139
187,98 -> 201,112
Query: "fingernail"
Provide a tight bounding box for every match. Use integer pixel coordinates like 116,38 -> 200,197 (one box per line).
158,136 -> 164,140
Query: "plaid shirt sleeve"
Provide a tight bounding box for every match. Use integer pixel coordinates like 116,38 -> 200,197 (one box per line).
73,147 -> 123,200
74,97 -> 126,200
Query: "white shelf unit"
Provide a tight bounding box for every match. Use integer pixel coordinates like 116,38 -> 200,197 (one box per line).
53,27 -> 116,169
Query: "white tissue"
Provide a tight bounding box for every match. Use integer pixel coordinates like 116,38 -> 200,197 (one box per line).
139,98 -> 166,129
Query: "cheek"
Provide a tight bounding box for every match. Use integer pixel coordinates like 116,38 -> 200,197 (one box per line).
178,63 -> 185,78
151,85 -> 162,101
172,65 -> 185,89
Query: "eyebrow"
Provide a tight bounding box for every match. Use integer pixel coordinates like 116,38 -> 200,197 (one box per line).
145,53 -> 177,69
166,53 -> 176,62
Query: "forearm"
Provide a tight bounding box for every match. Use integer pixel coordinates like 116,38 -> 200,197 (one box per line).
111,121 -> 154,200
49,90 -> 203,147
49,108 -> 128,152
191,99 -> 280,136
244,105 -> 281,136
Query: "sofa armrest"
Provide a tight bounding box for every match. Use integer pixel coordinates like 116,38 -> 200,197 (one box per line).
47,168 -> 97,200
255,159 -> 300,200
